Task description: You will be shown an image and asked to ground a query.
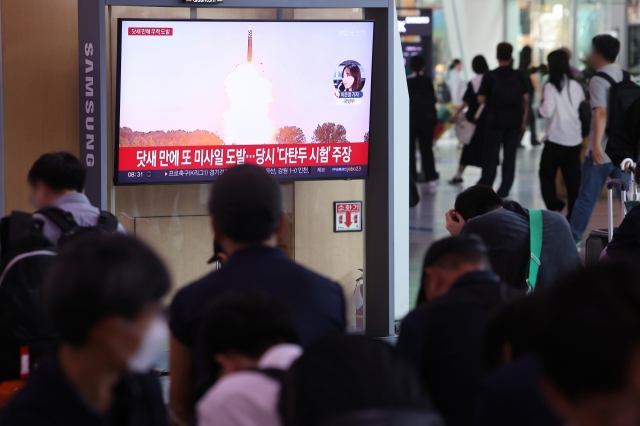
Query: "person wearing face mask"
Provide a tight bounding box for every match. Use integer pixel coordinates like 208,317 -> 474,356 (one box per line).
0,234 -> 170,426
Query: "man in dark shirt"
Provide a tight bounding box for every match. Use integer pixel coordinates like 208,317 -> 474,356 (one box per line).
445,185 -> 581,291
169,164 -> 346,425
477,42 -> 530,198
0,235 -> 170,426
397,236 -> 517,426
407,54 -> 439,187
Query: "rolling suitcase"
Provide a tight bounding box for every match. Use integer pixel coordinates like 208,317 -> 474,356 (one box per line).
585,170 -> 638,265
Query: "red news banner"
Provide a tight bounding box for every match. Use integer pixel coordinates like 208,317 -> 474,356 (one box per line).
119,143 -> 369,171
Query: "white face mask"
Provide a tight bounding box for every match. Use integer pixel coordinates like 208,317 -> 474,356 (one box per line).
127,315 -> 168,373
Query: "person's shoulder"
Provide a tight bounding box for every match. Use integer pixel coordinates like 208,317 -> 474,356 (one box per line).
541,209 -> 572,228
173,268 -> 219,301
0,382 -> 57,425
283,260 -> 343,291
199,370 -> 277,409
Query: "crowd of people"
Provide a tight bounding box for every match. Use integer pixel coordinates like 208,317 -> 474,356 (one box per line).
410,34 -> 638,249
2,32 -> 640,426
1,148 -> 640,426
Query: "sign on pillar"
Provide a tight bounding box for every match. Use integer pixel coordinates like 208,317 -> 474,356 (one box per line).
334,201 -> 363,233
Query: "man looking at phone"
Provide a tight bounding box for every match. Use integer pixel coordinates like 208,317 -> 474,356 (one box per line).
445,185 -> 581,291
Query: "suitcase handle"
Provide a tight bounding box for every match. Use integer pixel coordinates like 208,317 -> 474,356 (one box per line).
607,179 -> 626,191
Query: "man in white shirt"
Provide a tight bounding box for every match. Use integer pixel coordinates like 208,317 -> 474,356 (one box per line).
195,293 -> 302,426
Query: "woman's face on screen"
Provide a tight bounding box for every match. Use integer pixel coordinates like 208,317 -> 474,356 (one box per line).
342,67 -> 355,90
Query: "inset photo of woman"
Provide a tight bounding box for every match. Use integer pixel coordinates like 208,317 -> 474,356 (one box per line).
334,61 -> 366,98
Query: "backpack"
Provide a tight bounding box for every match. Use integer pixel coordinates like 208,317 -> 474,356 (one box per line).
0,212 -> 57,382
491,69 -> 526,128
593,71 -> 640,135
0,208 -> 119,381
36,207 -> 119,247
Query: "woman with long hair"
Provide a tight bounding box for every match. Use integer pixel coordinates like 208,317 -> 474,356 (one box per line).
339,63 -> 363,92
538,49 -> 584,218
448,55 -> 490,184
518,46 -> 542,146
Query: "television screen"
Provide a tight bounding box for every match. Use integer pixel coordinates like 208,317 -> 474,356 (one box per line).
115,19 -> 374,185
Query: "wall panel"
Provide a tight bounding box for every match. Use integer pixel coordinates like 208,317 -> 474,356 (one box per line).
2,0 -> 79,214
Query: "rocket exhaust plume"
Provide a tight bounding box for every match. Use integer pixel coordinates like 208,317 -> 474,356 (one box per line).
248,26 -> 252,63
222,26 -> 276,145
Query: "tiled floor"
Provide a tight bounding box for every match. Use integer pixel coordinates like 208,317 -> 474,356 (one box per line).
408,133 -> 624,307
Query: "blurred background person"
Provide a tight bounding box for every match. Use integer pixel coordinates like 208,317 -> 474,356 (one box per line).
397,236 -> 517,426
518,46 -> 542,147
197,292 -> 301,426
281,335 -> 443,426
449,55 -> 490,185
447,59 -> 466,108
408,55 -> 439,189
539,262 -> 640,426
537,49 -> 584,219
0,235 -> 170,425
169,165 -> 345,425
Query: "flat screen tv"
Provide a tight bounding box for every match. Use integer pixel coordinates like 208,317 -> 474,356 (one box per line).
115,19 -> 374,185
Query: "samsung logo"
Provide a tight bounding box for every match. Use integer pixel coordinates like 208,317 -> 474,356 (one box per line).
84,43 -> 94,167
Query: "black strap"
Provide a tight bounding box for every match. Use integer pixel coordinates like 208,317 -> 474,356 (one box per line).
253,368 -> 286,383
594,71 -> 616,86
36,207 -> 78,233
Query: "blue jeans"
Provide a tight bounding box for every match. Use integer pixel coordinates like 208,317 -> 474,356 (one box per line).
569,155 -> 624,241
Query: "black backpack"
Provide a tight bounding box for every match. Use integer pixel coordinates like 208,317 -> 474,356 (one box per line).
36,207 -> 119,247
593,71 -> 640,135
0,212 -> 57,381
0,208 -> 119,381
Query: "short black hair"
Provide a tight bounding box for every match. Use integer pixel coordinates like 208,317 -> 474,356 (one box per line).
199,292 -> 298,379
497,42 -> 514,62
539,262 -> 640,401
592,34 -> 620,63
44,234 -> 170,346
482,294 -> 544,371
454,185 -> 504,221
208,164 -> 282,243
28,152 -> 86,193
410,55 -> 426,73
471,55 -> 489,75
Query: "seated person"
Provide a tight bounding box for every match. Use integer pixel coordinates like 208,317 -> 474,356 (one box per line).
445,185 -> 581,291
197,292 -> 301,426
472,296 -> 562,426
28,152 -> 125,246
169,164 -> 346,425
605,165 -> 640,260
282,334 -> 443,426
397,236 -> 518,426
482,295 -> 545,371
0,235 -> 170,425
538,262 -> 640,425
